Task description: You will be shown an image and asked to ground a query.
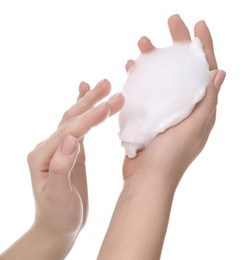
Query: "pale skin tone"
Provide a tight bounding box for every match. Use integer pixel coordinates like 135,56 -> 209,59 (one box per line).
0,14 -> 226,260
97,14 -> 226,260
0,80 -> 124,260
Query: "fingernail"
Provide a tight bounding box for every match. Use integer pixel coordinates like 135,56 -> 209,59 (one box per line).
140,36 -> 149,41
96,101 -> 110,118
61,135 -> 78,155
96,101 -> 110,113
172,14 -> 180,18
198,19 -> 206,25
79,81 -> 89,92
96,101 -> 108,109
109,93 -> 122,102
95,79 -> 107,89
214,70 -> 226,90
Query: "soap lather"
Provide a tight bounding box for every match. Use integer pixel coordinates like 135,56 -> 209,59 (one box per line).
119,38 -> 210,158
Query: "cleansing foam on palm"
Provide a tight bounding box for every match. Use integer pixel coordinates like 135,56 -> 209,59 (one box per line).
119,38 -> 209,158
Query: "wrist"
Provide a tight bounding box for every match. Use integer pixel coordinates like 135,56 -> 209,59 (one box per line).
123,158 -> 186,190
98,171 -> 177,259
0,224 -> 77,260
30,223 -> 77,259
123,172 -> 177,197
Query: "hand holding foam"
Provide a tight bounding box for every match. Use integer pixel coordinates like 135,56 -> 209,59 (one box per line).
119,38 -> 209,158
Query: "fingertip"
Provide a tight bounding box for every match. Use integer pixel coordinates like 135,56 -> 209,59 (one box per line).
138,36 -> 148,48
194,19 -> 207,30
125,60 -> 135,72
213,70 -> 226,91
95,78 -> 111,89
138,36 -> 155,53
168,14 -> 181,25
108,93 -> 125,116
102,79 -> 112,93
108,93 -> 124,102
93,79 -> 111,98
79,82 -> 90,96
190,70 -> 225,130
194,20 -> 209,42
194,20 -> 218,70
138,36 -> 149,44
95,101 -> 111,119
104,81 -> 112,100
168,14 -> 191,42
201,69 -> 225,114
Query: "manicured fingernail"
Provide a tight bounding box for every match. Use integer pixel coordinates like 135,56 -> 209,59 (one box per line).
94,101 -> 110,119
172,14 -> 180,18
140,36 -> 148,41
109,93 -> 122,102
96,101 -> 108,108
61,135 -> 78,155
95,79 -> 107,89
214,70 -> 226,90
96,101 -> 110,113
198,19 -> 206,25
79,81 -> 88,91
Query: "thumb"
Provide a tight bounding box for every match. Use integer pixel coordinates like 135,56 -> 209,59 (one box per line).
203,70 -> 226,113
195,69 -> 226,127
46,135 -> 80,195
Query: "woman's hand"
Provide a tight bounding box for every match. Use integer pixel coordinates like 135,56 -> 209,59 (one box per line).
97,15 -> 226,260
28,79 -> 124,237
0,80 -> 124,260
123,15 -> 226,186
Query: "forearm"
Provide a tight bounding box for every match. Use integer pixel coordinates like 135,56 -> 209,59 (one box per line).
0,224 -> 76,260
97,173 -> 178,260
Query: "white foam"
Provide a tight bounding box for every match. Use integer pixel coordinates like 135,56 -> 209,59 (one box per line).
119,38 -> 210,158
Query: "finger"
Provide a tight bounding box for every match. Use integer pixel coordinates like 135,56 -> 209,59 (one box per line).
59,82 -> 90,127
77,81 -> 91,101
168,14 -> 191,42
125,60 -> 136,72
107,93 -> 125,116
77,82 -> 91,142
203,109 -> 216,142
194,20 -> 218,70
46,135 -> 80,196
32,102 -> 111,171
60,79 -> 111,125
55,101 -> 110,146
192,70 -> 226,129
138,36 -> 155,53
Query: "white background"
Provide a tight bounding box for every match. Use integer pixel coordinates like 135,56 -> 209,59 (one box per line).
0,0 -> 249,259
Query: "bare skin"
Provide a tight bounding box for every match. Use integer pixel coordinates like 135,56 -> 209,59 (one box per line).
97,14 -> 226,260
0,80 -> 124,260
0,14 -> 226,260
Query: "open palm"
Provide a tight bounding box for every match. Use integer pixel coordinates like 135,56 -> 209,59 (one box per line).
123,15 -> 225,183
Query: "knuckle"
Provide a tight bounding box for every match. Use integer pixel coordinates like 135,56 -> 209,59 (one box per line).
83,90 -> 95,106
207,95 -> 218,113
63,109 -> 72,121
27,140 -> 46,165
81,96 -> 92,109
49,158 -> 65,176
26,149 -> 36,165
